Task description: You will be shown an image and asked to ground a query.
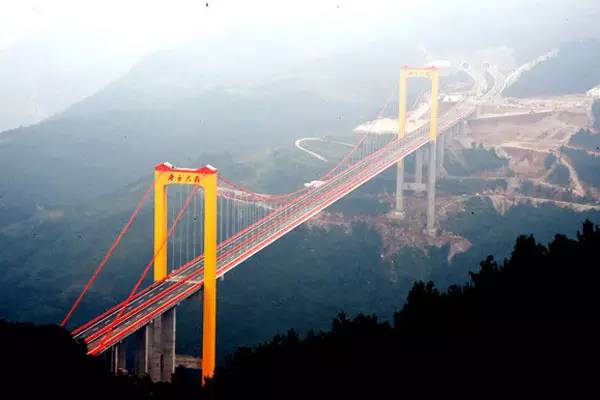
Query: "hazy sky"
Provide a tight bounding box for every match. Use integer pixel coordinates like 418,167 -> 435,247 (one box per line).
2,0 -> 599,132
3,0 -> 599,55
0,0 -> 420,53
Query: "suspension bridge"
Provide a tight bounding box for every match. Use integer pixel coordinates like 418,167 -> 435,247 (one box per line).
61,65 -> 491,383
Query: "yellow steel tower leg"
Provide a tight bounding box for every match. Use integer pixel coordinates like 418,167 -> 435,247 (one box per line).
426,69 -> 440,235
152,163 -> 219,384
398,68 -> 408,138
429,69 -> 439,141
153,172 -> 168,282
201,172 -> 218,383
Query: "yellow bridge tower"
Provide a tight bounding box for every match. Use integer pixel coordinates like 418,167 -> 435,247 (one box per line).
153,162 -> 218,383
395,65 -> 440,235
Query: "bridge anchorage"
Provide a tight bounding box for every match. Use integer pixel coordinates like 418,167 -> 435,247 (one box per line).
61,64 -> 477,385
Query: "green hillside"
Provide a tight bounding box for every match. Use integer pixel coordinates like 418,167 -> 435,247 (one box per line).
3,220 -> 598,398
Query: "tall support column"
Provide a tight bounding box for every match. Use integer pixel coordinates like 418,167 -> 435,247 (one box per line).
415,148 -> 423,184
151,168 -> 172,383
161,308 -> 176,381
429,69 -> 439,141
427,68 -> 439,235
108,343 -> 126,375
117,342 -> 126,372
153,172 -> 168,282
436,133 -> 445,174
427,140 -> 437,235
201,173 -> 218,383
133,326 -> 149,377
108,345 -> 118,374
394,68 -> 408,217
147,308 -> 176,382
148,318 -> 162,382
395,162 -> 404,216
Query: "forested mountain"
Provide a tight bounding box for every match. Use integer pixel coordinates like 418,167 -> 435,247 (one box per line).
213,223 -> 600,398
3,18 -> 600,371
0,32 -> 422,217
0,30 -> 137,132
0,33 -> 425,339
3,2 -> 600,398
3,221 -> 598,398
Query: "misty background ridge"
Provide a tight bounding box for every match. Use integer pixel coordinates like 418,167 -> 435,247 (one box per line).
2,0 -> 600,132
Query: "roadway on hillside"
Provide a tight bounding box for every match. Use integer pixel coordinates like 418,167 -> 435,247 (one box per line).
294,137 -> 354,162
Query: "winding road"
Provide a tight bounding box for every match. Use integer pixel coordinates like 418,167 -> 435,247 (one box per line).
294,137 -> 354,162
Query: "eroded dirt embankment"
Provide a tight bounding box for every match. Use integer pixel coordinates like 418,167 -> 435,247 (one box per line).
306,95 -> 599,262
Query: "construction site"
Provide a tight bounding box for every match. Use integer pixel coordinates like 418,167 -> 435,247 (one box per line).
301,60 -> 600,260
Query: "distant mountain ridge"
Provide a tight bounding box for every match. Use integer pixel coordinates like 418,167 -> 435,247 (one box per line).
505,40 -> 600,97
0,30 -> 138,132
0,33 -> 422,219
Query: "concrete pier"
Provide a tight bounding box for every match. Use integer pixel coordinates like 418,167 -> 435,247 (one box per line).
394,160 -> 405,218
132,326 -> 149,377
161,308 -> 176,381
426,140 -> 437,236
148,307 -> 176,382
415,148 -> 423,184
108,342 -> 127,375
118,342 -> 126,372
436,133 -> 445,174
395,141 -> 438,232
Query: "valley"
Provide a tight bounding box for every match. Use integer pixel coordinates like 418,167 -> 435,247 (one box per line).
1,31 -> 600,366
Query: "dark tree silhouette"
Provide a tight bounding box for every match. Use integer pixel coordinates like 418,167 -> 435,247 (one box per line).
2,220 -> 599,399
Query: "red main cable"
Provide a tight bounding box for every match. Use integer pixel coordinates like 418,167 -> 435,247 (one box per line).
322,86 -> 396,180
218,85 -> 396,201
99,184 -> 199,345
60,176 -> 161,328
72,86 -> 396,332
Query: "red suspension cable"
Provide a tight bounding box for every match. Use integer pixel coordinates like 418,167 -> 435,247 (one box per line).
323,87 -> 397,179
218,175 -> 306,203
99,184 -> 199,344
216,86 -> 397,202
68,86 -> 397,329
60,176 -> 160,327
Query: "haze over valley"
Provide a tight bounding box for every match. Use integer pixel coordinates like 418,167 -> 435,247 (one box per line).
1,1 -> 600,397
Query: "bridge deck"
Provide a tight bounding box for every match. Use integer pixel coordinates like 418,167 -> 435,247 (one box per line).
73,103 -> 475,355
